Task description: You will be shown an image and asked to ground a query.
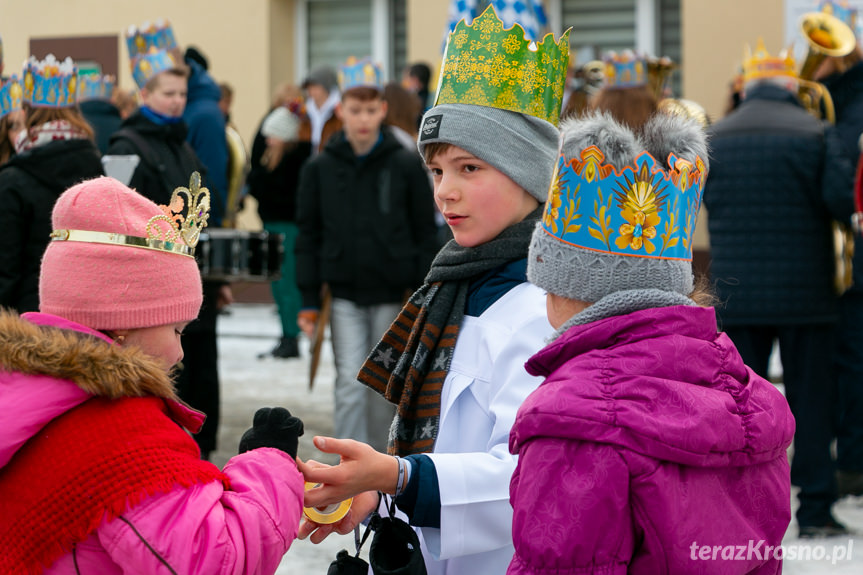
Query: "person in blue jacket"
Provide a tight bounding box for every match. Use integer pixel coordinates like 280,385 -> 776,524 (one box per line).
183,46 -> 228,227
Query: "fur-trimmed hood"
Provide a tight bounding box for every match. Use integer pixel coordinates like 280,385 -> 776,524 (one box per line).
0,310 -> 201,469
0,309 -> 176,400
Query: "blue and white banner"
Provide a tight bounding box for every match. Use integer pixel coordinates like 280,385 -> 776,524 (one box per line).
492,0 -> 549,41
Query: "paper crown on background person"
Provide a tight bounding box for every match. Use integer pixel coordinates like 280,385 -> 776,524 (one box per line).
0,76 -> 23,119
603,50 -> 648,89
130,48 -> 178,89
77,73 -> 115,102
433,4 -> 570,126
50,171 -> 210,257
539,117 -> 706,262
337,56 -> 384,91
742,38 -> 796,82
126,19 -> 178,60
22,55 -> 78,108
820,0 -> 858,31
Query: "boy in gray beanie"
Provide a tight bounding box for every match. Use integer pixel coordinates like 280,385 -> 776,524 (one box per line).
298,6 -> 571,574
508,110 -> 795,575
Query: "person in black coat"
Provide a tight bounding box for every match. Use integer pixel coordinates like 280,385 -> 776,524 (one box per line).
107,62 -> 225,460
817,42 -> 863,501
78,75 -> 122,155
295,83 -> 438,452
703,69 -> 855,538
0,105 -> 103,313
247,97 -> 311,359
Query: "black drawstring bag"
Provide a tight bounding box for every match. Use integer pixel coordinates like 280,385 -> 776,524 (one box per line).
327,494 -> 427,575
327,549 -> 371,575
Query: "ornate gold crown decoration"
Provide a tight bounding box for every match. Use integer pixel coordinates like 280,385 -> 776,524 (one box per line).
50,172 -> 210,258
742,38 -> 796,82
434,4 -> 570,125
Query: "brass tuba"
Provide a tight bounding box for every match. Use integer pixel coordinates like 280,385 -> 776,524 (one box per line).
222,125 -> 248,229
798,11 -> 857,294
797,11 -> 856,123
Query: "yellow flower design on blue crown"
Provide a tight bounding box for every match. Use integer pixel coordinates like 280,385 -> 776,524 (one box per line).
613,162 -> 666,254
541,148 -> 703,261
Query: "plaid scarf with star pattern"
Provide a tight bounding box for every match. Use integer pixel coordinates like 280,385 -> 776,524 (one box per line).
357,207 -> 542,455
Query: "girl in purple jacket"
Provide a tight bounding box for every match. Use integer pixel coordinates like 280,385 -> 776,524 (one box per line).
508,111 -> 795,574
0,175 -> 305,575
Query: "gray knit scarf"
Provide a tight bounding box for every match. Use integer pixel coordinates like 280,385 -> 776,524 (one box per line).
358,207 -> 542,455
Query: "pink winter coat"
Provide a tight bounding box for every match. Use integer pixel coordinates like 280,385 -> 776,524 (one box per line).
508,305 -> 795,575
0,312 -> 305,575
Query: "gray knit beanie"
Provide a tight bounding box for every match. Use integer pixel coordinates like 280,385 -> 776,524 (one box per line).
261,106 -> 300,142
416,103 -> 559,202
528,110 -> 709,302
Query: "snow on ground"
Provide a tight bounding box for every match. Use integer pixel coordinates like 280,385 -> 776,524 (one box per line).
215,303 -> 863,573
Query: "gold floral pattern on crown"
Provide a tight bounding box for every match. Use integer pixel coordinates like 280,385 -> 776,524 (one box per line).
434,4 -> 570,125
147,172 -> 211,248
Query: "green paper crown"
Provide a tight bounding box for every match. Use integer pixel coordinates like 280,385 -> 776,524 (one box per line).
434,4 -> 570,126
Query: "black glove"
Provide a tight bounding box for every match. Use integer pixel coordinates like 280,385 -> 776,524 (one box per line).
238,407 -> 304,459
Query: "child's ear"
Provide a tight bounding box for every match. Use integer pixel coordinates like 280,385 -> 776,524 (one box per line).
379,100 -> 388,117
334,102 -> 343,121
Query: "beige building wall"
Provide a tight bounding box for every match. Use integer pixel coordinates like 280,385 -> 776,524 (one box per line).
406,0 -> 450,92
681,0 -> 783,251
682,0 -> 785,123
0,0 -> 295,145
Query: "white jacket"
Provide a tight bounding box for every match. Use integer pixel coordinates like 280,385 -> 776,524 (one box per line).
416,282 -> 553,575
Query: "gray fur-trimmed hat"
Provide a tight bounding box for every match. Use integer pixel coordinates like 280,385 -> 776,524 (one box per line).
528,111 -> 709,302
416,103 -> 559,202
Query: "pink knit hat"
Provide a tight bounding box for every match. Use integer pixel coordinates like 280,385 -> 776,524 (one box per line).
40,176 -> 204,330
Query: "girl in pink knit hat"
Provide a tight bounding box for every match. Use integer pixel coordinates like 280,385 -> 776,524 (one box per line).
0,175 -> 305,575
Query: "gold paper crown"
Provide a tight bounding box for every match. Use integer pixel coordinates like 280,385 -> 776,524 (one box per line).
742,38 -> 796,82
434,4 -> 570,126
50,173 -> 210,258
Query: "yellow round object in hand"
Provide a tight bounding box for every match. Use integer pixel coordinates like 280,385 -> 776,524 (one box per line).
303,482 -> 353,524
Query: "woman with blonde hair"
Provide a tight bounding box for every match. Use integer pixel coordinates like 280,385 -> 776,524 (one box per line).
0,56 -> 103,313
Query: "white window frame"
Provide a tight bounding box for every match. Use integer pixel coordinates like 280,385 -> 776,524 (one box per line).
547,0 -> 659,55
294,0 -> 391,84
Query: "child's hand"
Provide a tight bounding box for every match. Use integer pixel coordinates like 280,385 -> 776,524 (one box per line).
299,437 -> 399,508
298,490 -> 380,544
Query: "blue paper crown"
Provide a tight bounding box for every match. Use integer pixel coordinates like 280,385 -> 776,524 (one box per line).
126,20 -> 177,60
540,145 -> 707,260
337,57 -> 383,91
131,48 -> 177,89
603,50 -> 648,89
77,74 -> 115,102
0,76 -> 23,119
820,0 -> 857,30
22,55 -> 78,108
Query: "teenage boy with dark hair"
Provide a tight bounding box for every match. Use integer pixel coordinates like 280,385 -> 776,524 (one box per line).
295,58 -> 439,454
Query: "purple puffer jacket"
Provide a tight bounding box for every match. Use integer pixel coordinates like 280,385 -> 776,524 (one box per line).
0,312 -> 305,575
508,306 -> 795,575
